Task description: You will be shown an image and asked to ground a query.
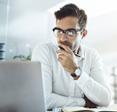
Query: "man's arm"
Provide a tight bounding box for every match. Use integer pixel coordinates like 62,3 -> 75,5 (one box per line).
56,44 -> 111,107
41,63 -> 85,109
75,50 -> 111,107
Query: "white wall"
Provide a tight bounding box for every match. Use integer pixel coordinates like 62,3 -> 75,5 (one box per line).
6,11 -> 50,59
0,0 -> 64,59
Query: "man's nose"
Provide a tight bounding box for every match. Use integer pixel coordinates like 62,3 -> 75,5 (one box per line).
60,33 -> 68,41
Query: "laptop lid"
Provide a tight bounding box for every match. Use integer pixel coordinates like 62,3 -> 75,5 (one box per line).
0,61 -> 45,112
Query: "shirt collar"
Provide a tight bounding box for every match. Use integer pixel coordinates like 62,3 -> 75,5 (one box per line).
73,44 -> 85,60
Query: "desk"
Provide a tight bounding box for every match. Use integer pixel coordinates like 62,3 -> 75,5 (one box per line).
107,104 -> 117,110
47,104 -> 117,112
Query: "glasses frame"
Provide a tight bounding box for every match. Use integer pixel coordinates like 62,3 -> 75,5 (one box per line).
53,27 -> 81,38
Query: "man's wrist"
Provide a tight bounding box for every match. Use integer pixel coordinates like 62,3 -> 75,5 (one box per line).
71,67 -> 81,80
71,73 -> 80,80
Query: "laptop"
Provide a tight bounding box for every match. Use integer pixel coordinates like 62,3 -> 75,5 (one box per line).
0,61 -> 46,112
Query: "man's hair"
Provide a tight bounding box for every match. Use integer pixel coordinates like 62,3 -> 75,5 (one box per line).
54,3 -> 87,30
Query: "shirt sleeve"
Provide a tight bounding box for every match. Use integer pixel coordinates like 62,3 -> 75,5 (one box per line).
75,49 -> 112,107
31,44 -> 85,109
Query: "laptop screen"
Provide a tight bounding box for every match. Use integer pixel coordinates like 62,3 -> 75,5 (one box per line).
0,61 -> 45,112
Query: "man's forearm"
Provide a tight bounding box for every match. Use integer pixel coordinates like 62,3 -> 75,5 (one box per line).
46,93 -> 85,109
75,71 -> 111,106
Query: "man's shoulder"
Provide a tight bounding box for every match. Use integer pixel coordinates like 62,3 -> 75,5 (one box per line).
81,44 -> 100,57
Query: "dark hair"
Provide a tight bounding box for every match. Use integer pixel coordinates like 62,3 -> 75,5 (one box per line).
54,3 -> 87,30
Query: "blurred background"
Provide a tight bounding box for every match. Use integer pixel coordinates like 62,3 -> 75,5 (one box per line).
0,0 -> 117,105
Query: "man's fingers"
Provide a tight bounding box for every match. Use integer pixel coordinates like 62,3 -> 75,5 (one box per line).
58,48 -> 72,57
58,55 -> 64,62
59,44 -> 70,52
57,50 -> 68,56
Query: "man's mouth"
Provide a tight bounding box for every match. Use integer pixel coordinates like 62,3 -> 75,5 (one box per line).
59,41 -> 72,49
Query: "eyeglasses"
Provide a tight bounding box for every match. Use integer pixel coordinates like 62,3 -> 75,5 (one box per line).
53,27 -> 81,38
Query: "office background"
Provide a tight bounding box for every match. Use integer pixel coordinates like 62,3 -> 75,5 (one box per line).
0,0 -> 117,104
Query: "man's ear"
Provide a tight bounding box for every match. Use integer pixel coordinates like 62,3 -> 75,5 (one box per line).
82,29 -> 87,38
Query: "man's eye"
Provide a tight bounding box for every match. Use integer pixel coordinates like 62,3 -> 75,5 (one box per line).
67,31 -> 74,35
67,31 -> 76,36
57,30 -> 63,34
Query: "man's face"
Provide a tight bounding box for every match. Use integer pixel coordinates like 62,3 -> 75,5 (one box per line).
55,16 -> 81,50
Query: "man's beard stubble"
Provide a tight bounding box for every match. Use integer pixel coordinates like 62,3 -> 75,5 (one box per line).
58,39 -> 78,51
58,41 -> 72,49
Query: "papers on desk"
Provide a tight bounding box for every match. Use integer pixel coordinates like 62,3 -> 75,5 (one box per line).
62,106 -> 117,112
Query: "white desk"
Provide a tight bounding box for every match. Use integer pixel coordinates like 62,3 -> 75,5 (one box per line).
107,104 -> 117,110
47,104 -> 117,112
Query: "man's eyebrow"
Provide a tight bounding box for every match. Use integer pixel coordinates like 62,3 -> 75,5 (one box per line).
66,28 -> 77,30
53,27 -> 63,31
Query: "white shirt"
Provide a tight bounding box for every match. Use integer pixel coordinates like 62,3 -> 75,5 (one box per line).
31,42 -> 111,109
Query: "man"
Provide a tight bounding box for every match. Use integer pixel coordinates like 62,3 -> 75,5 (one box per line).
32,3 -> 111,110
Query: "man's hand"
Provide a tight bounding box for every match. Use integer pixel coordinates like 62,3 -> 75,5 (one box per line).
57,44 -> 78,74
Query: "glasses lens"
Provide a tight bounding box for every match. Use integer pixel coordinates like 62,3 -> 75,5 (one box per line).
53,28 -> 63,36
66,29 -> 77,37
